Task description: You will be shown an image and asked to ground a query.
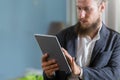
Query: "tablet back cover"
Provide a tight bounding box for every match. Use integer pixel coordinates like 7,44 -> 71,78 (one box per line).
35,34 -> 71,73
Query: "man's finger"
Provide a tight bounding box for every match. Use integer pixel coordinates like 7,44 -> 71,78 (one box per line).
43,63 -> 59,71
42,53 -> 48,62
41,59 -> 56,68
61,48 -> 72,61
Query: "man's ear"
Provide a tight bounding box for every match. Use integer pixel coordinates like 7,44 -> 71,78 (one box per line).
99,2 -> 106,12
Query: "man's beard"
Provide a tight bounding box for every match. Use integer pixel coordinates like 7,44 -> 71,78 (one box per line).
75,17 -> 101,36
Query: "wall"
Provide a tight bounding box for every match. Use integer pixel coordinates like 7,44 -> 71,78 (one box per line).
0,0 -> 66,79
116,0 -> 120,32
66,0 -> 77,26
104,0 -> 120,32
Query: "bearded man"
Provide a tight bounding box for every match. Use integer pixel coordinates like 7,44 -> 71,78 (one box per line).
41,0 -> 120,80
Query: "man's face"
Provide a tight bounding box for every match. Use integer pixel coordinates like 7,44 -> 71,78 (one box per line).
76,0 -> 104,31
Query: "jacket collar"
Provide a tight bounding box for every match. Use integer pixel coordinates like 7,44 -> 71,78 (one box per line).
90,23 -> 109,65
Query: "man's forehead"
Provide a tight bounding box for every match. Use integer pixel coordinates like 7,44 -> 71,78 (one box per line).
76,0 -> 97,6
76,0 -> 97,3
76,0 -> 95,2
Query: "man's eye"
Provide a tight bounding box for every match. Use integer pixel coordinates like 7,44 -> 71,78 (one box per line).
84,7 -> 91,12
78,7 -> 81,10
76,6 -> 81,10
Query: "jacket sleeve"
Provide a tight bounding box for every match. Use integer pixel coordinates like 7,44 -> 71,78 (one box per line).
82,37 -> 120,80
43,71 -> 68,80
43,72 -> 56,80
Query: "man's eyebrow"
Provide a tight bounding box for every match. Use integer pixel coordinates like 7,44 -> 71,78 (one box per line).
76,5 -> 91,8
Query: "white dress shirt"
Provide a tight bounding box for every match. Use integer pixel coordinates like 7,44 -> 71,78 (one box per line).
68,26 -> 102,80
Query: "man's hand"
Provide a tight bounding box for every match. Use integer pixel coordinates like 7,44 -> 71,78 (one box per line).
41,53 -> 59,77
62,48 -> 81,75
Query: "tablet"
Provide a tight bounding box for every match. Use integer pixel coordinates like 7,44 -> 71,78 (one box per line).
34,34 -> 71,73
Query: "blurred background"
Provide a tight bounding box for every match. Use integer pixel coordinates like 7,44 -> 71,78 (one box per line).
0,0 -> 119,80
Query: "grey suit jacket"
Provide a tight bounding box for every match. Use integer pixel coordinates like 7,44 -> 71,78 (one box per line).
43,23 -> 120,80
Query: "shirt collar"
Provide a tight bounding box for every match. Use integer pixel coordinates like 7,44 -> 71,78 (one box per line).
92,24 -> 102,41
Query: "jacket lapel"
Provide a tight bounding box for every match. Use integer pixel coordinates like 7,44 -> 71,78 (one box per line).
90,24 -> 109,65
67,35 -> 77,57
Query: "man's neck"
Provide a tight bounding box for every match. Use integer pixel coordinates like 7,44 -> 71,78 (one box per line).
89,22 -> 102,39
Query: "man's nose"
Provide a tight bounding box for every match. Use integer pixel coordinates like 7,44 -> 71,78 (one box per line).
79,10 -> 86,19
